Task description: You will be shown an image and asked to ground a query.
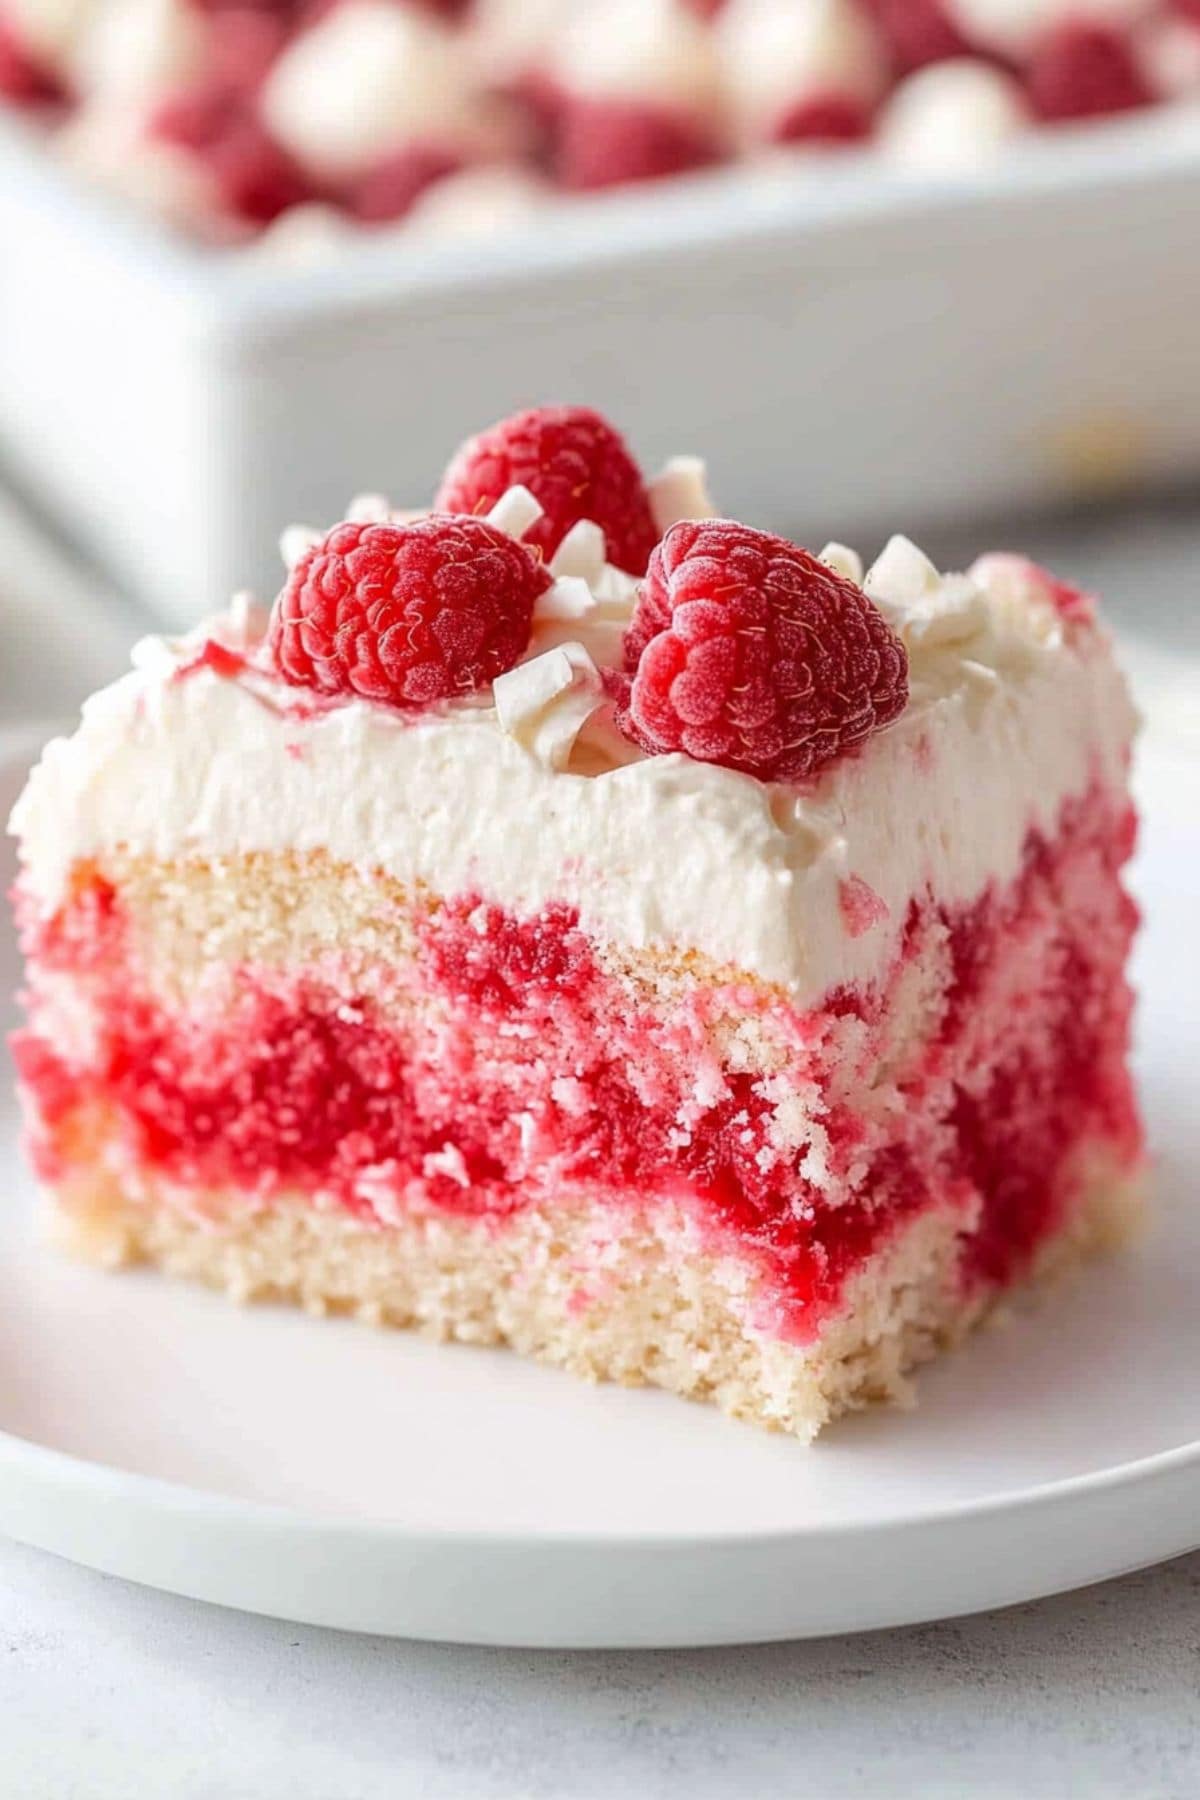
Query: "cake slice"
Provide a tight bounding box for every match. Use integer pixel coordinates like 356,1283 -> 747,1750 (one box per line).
9,405 -> 1144,1441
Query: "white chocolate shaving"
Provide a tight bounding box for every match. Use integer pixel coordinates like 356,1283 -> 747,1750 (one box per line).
649,456 -> 718,535
345,493 -> 393,524
550,520 -> 609,583
818,541 -> 864,585
535,576 -> 597,623
280,524 -> 322,571
486,484 -> 543,542
493,642 -> 605,771
864,534 -> 942,609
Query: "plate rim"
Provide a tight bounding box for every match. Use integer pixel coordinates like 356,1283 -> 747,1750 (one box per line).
1,1407 -> 1199,1551
3,719 -> 1199,1644
1,1414 -> 1197,1647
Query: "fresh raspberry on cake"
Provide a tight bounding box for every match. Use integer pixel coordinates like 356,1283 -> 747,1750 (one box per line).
620,519 -> 909,780
435,405 -> 659,576
270,513 -> 550,706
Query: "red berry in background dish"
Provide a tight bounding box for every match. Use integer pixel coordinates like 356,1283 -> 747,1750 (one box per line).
618,520 -> 909,783
345,144 -> 461,223
1026,21 -> 1154,121
402,0 -> 472,16
862,0 -> 973,74
148,82 -> 312,224
269,515 -> 551,709
435,404 -> 659,577
551,96 -> 721,192
0,14 -> 63,104
206,5 -> 293,91
293,0 -> 469,17
772,91 -> 874,146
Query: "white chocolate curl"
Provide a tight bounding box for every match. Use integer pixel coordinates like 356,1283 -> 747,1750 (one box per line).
864,534 -> 941,608
493,642 -> 606,771
486,485 -> 543,541
818,541 -> 864,585
649,457 -> 719,535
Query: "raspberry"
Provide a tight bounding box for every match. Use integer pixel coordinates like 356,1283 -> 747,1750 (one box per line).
773,92 -> 874,146
269,515 -> 550,709
503,67 -> 566,158
347,145 -> 461,223
0,16 -> 62,104
863,0 -> 972,74
1026,21 -> 1153,121
552,97 -> 721,192
206,7 -> 293,90
149,82 -> 312,224
1043,571 -> 1095,623
618,520 -> 908,782
298,0 -> 469,16
435,405 -> 659,577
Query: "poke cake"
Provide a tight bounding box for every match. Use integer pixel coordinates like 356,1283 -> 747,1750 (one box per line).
8,404 -> 1144,1441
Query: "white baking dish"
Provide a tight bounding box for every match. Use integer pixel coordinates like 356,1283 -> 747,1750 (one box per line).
1,107 -> 1198,624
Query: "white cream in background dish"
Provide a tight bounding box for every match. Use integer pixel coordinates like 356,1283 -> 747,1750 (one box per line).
2,0 -> 1198,249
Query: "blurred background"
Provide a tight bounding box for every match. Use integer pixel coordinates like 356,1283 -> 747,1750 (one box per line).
0,0 -> 1198,735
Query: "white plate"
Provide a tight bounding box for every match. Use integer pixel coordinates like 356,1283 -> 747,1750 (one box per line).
0,727 -> 1197,1648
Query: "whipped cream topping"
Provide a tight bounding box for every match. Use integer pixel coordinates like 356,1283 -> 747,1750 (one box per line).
400,164 -> 549,238
718,0 -> 889,139
11,499 -> 1135,1005
70,0 -> 206,102
4,0 -> 99,70
548,0 -> 722,120
880,61 -> 1029,170
469,0 -> 584,85
261,1 -> 485,180
1136,12 -> 1200,97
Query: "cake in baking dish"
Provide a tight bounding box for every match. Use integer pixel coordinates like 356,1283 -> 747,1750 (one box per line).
3,0 -> 1196,244
8,404 -> 1144,1440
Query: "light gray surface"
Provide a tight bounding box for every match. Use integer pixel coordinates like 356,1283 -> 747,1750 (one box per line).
3,1536 -> 1199,1800
1,492 -> 1197,1798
